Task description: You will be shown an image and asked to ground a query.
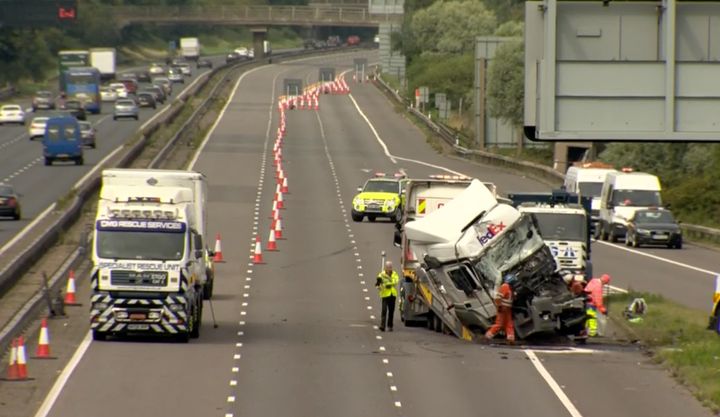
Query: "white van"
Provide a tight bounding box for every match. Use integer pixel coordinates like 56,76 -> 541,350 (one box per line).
564,164 -> 617,230
597,171 -> 662,242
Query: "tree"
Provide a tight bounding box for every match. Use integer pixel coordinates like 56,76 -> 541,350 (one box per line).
409,0 -> 496,55
487,39 -> 523,127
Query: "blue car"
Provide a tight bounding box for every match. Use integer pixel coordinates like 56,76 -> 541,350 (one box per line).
43,116 -> 83,166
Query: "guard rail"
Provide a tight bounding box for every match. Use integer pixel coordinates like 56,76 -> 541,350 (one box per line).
373,73 -> 720,243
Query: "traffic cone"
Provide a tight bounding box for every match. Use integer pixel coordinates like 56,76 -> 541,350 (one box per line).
15,336 -> 29,380
299,95 -> 305,110
314,96 -> 319,110
33,318 -> 56,359
253,236 -> 264,264
281,177 -> 289,193
275,218 -> 284,240
267,229 -> 278,251
213,233 -> 225,263
2,338 -> 19,381
277,169 -> 285,185
271,209 -> 280,229
64,270 -> 81,306
276,191 -> 285,209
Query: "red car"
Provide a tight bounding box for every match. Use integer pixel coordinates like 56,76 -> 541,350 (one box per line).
347,35 -> 360,46
118,79 -> 138,95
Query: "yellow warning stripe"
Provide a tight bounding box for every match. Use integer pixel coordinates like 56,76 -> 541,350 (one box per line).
418,198 -> 426,214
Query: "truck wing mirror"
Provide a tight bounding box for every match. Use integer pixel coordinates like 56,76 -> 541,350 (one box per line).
393,230 -> 402,247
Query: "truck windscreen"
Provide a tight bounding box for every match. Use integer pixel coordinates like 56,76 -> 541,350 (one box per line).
531,213 -> 586,241
578,182 -> 603,197
472,216 -> 546,285
96,231 -> 185,261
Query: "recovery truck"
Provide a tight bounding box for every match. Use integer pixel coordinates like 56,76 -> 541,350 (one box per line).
507,189 -> 593,279
394,175 -> 497,326
90,169 -> 212,341
399,180 -> 586,340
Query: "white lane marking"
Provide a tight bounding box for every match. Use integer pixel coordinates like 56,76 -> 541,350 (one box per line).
33,331 -> 92,417
596,240 -> 719,276
0,202 -> 56,258
525,349 -> 584,417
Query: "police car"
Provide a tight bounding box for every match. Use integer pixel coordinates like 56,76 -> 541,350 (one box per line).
352,173 -> 407,222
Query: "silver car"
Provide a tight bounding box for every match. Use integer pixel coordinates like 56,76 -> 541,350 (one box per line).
113,99 -> 139,121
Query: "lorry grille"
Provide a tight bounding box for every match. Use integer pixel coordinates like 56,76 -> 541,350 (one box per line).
110,270 -> 168,287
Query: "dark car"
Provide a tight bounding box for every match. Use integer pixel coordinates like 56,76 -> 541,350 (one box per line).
144,86 -> 166,104
625,208 -> 683,249
0,183 -> 21,220
197,58 -> 213,68
136,70 -> 151,82
32,90 -> 55,111
226,52 -> 241,63
61,100 -> 87,121
78,120 -> 96,148
136,91 -> 157,109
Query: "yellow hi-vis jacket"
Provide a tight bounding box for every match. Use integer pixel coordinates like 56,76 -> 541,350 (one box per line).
376,270 -> 399,298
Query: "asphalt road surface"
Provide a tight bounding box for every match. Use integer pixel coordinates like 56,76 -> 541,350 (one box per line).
24,50 -> 716,417
0,57 -> 223,246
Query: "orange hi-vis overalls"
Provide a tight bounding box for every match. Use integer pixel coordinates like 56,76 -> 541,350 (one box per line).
485,282 -> 515,341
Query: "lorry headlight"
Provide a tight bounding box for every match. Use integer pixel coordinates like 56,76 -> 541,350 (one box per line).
115,311 -> 128,319
148,311 -> 161,319
168,304 -> 185,312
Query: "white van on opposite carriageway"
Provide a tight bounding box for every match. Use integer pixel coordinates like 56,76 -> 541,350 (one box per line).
597,170 -> 663,242
564,163 -> 617,230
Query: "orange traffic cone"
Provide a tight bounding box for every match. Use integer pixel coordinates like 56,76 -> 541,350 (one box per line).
281,177 -> 289,193
15,336 -> 30,380
276,191 -> 285,209
271,208 -> 280,228
33,318 -> 56,359
253,236 -> 264,264
275,218 -> 284,240
64,270 -> 81,306
2,338 -> 19,381
314,96 -> 319,110
267,229 -> 278,251
277,169 -> 285,185
213,233 -> 225,263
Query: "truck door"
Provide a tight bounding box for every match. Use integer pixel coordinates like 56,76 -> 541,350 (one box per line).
445,265 -> 496,329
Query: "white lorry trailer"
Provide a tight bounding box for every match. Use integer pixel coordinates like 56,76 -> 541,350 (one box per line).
90,169 -> 212,341
89,47 -> 116,81
179,37 -> 200,61
401,180 -> 586,340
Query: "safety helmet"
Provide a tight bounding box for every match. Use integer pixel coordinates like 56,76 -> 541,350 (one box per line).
503,273 -> 517,285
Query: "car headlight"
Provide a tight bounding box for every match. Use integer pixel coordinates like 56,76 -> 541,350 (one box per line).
636,228 -> 650,234
385,200 -> 396,209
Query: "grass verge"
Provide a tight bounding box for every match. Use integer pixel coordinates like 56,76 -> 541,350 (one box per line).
608,291 -> 720,411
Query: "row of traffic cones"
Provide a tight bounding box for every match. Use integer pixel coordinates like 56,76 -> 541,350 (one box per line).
2,318 -> 56,381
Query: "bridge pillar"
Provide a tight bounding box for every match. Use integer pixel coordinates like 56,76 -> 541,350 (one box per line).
251,27 -> 268,60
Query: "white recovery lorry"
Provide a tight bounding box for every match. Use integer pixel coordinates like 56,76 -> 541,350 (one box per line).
398,179 -> 586,340
90,169 -> 213,341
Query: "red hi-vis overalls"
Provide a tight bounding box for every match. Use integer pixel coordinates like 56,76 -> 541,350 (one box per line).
485,282 -> 515,341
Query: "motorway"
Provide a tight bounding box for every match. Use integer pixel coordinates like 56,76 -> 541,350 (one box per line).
5,49 -> 711,417
0,57 -> 223,246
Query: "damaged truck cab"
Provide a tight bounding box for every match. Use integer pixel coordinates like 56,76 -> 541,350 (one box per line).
401,179 -> 586,340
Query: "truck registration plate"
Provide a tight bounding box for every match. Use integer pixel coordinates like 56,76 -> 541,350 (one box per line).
127,324 -> 149,330
130,313 -> 147,320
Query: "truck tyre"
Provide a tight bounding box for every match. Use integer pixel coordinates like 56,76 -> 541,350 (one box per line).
203,278 -> 214,300
426,312 -> 436,330
433,314 -> 443,333
190,302 -> 201,339
92,330 -> 107,341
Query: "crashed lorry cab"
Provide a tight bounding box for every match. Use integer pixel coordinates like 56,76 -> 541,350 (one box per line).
90,169 -> 211,341
401,180 -> 586,340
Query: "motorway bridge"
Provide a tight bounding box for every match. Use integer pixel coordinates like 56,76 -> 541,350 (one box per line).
110,4 -> 403,28
0,50 -> 716,417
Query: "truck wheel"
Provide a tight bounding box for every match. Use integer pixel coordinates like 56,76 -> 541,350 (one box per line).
433,314 -> 443,333
92,330 -> 107,341
190,303 -> 201,339
203,279 -> 214,300
426,312 -> 435,330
